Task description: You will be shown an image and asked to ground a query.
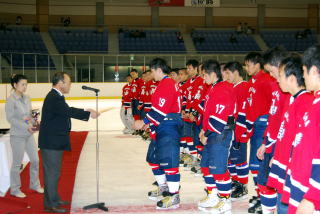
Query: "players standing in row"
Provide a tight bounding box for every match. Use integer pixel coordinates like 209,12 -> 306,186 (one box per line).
127,45 -> 320,213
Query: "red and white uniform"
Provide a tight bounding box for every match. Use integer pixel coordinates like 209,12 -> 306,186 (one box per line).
245,70 -> 273,139
282,90 -> 320,213
268,90 -> 314,194
138,80 -> 147,109
188,77 -> 207,113
191,79 -> 210,125
131,78 -> 144,100
263,80 -> 291,153
143,76 -> 181,127
121,83 -> 133,109
202,81 -> 235,134
143,80 -> 158,112
183,75 -> 205,122
233,81 -> 249,143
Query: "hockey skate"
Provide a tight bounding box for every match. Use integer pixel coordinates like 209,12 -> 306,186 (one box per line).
179,153 -> 190,166
191,165 -> 202,177
152,181 -> 158,186
198,191 -> 219,210
183,156 -> 198,171
248,197 -> 261,213
148,185 -> 169,201
205,197 -> 232,214
231,182 -> 248,201
156,193 -> 180,210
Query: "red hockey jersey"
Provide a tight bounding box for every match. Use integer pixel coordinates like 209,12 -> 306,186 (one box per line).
181,75 -> 204,123
202,81 -> 235,134
143,76 -> 181,127
143,80 -> 159,112
268,91 -> 314,194
234,81 -> 249,143
282,90 -> 320,213
245,70 -> 273,138
188,77 -> 207,113
121,83 -> 133,109
138,80 -> 147,109
131,78 -> 144,100
263,80 -> 291,153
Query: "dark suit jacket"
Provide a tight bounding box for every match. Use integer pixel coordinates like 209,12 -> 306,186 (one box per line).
38,89 -> 90,151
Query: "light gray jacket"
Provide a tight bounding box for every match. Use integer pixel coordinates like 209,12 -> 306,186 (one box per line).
5,92 -> 33,136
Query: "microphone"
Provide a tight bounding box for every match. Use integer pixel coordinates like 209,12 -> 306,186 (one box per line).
82,85 -> 100,93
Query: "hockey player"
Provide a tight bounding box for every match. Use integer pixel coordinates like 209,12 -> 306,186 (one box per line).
178,68 -> 189,83
197,59 -> 235,214
140,71 -> 159,141
134,58 -> 182,210
143,71 -> 158,113
138,71 -> 148,119
185,60 -> 207,169
224,61 -> 250,201
180,60 -> 204,169
189,63 -> 211,176
267,55 -> 314,214
169,68 -> 180,83
130,69 -> 144,121
120,75 -> 134,134
253,48 -> 291,214
244,52 -> 273,212
282,45 -> 320,214
178,68 -> 189,157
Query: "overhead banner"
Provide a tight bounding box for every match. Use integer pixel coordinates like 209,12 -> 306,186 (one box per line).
185,0 -> 221,7
148,0 -> 184,7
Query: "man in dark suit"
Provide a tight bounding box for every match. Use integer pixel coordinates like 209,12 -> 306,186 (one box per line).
39,72 -> 98,213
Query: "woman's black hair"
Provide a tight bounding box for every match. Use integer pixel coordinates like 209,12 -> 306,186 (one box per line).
11,74 -> 27,89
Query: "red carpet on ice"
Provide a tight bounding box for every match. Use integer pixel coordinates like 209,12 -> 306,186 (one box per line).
0,131 -> 88,214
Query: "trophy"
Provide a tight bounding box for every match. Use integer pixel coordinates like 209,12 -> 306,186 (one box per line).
30,109 -> 40,131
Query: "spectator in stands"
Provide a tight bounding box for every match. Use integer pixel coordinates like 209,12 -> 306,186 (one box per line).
247,26 -> 253,35
5,74 -> 43,198
176,32 -> 184,43
229,33 -> 238,44
130,30 -> 145,38
236,22 -> 243,34
193,36 -> 205,44
242,22 -> 248,34
295,31 -> 304,40
303,28 -> 312,38
32,25 -> 40,33
16,16 -> 22,25
63,17 -> 71,27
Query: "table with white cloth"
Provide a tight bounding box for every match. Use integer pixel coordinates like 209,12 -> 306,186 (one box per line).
0,134 -> 30,197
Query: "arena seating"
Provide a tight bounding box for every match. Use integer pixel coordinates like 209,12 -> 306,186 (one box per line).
0,26 -> 54,69
261,30 -> 318,52
49,28 -> 108,54
191,30 -> 261,53
119,29 -> 186,53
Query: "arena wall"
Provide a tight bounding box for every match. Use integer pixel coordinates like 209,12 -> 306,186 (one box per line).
0,82 -> 125,102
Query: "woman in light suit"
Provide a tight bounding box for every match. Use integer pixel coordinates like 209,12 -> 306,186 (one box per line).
5,74 -> 43,198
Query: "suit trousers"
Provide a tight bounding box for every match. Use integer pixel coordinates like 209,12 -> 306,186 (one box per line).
41,149 -> 63,208
10,135 -> 40,194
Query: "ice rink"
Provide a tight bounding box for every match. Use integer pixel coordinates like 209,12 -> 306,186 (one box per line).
0,99 -> 255,214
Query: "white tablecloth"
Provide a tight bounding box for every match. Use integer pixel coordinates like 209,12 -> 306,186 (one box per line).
0,134 -> 29,196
